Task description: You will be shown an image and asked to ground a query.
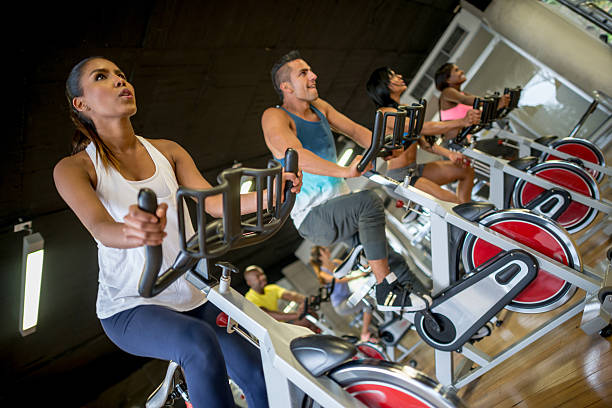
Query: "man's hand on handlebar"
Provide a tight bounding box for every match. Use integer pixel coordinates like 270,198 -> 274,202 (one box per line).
462,109 -> 481,128
282,169 -> 303,194
296,299 -> 307,317
123,202 -> 168,246
345,155 -> 371,178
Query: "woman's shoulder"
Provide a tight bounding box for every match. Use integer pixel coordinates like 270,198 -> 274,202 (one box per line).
54,150 -> 92,174
53,150 -> 97,187
145,137 -> 179,151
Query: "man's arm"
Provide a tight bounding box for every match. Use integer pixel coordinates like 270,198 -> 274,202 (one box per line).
281,289 -> 306,303
312,99 -> 372,148
260,306 -> 302,323
262,107 -> 365,178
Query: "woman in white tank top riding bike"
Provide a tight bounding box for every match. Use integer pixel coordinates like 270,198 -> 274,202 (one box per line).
53,56 -> 301,408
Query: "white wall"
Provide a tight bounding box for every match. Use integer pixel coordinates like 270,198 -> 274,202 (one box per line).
479,0 -> 612,96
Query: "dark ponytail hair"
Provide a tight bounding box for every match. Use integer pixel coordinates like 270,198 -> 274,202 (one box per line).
434,62 -> 454,92
366,67 -> 398,108
65,56 -> 119,169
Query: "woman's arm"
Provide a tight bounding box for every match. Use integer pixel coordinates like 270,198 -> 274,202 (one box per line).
318,267 -> 364,284
158,139 -> 301,218
53,154 -> 168,248
418,137 -> 467,166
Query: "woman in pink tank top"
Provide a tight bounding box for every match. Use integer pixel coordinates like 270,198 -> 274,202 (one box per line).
436,63 -> 510,125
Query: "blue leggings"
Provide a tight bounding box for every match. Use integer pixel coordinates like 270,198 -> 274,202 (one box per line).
100,302 -> 268,408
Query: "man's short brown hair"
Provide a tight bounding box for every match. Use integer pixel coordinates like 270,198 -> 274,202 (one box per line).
270,50 -> 302,103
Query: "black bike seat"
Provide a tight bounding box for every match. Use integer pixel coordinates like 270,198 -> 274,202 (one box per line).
290,335 -> 357,377
508,156 -> 539,171
534,135 -> 558,146
332,244 -> 364,278
453,202 -> 496,222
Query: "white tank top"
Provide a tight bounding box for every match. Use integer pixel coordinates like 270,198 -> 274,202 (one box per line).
86,136 -> 206,319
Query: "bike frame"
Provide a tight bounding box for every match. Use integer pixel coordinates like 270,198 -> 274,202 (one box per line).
356,106 -> 609,389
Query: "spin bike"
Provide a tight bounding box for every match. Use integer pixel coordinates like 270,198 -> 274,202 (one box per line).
138,149 -> 465,408
448,97 -> 611,236
351,104 -> 610,388
478,88 -> 609,184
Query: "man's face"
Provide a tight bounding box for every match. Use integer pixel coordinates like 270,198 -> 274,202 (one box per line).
245,268 -> 267,291
284,59 -> 318,102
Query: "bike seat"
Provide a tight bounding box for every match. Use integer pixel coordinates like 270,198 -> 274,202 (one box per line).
534,135 -> 558,146
452,202 -> 496,222
333,244 -> 364,278
146,361 -> 181,408
508,156 -> 539,171
290,334 -> 357,376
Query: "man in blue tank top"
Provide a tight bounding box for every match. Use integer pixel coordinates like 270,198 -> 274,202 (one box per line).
261,50 -> 431,313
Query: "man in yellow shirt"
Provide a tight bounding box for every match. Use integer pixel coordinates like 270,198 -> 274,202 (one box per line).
244,265 -> 319,332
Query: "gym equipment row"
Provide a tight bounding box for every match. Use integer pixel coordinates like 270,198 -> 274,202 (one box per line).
138,149 -> 464,408
353,104 -> 611,388
448,95 -> 611,237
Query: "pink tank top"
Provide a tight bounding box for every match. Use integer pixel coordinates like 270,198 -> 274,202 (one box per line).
440,103 -> 472,121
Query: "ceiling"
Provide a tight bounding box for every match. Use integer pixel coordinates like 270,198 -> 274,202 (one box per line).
3,0 -> 471,405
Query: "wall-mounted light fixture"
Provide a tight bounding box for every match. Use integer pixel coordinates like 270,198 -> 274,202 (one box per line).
16,221 -> 44,336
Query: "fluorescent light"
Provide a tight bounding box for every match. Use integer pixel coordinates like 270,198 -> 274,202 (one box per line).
20,232 -> 44,336
337,148 -> 355,167
240,179 -> 253,194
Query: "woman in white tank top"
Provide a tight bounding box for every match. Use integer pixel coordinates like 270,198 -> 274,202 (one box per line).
54,57 -> 301,408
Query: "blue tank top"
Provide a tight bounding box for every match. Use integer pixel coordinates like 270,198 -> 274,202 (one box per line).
276,105 -> 350,228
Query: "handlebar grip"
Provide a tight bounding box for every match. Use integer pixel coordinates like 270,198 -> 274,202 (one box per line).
138,189 -> 163,298
357,110 -> 384,172
299,297 -> 309,320
284,148 -> 298,174
283,148 -> 299,199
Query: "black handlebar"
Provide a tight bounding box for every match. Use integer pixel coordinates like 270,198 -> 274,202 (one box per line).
357,100 -> 426,172
454,86 -> 522,146
499,86 -> 522,118
138,148 -> 299,298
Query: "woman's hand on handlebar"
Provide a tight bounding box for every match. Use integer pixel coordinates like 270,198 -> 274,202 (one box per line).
122,203 -> 168,246
499,93 -> 511,109
345,155 -> 371,178
447,150 -> 469,168
462,109 -> 481,127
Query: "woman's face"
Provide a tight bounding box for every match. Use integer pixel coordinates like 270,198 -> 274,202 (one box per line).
447,64 -> 466,86
387,70 -> 407,94
74,58 -> 137,121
